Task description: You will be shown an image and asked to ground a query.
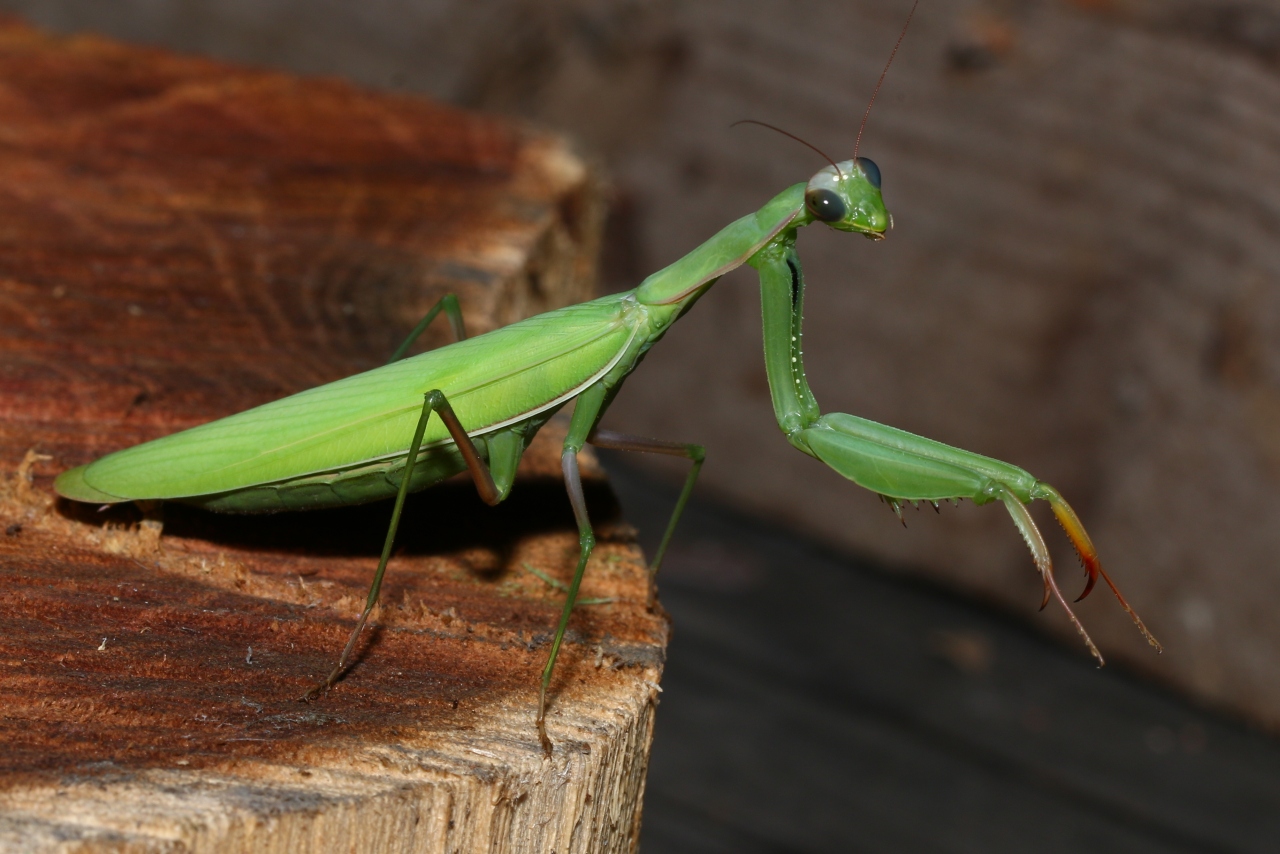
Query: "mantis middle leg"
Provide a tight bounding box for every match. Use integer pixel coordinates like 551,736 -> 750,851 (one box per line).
588,428 -> 705,598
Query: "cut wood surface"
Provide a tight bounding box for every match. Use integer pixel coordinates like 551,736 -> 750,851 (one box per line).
0,21 -> 666,853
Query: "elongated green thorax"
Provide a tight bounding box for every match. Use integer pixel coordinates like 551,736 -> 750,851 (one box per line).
634,184 -> 806,306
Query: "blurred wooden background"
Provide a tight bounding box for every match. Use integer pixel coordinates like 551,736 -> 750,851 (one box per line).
4,0 -> 1279,732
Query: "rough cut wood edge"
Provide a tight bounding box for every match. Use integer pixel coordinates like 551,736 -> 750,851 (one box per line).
0,656 -> 661,854
0,20 -> 665,854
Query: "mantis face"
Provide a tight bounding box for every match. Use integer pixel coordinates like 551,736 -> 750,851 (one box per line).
804,158 -> 889,239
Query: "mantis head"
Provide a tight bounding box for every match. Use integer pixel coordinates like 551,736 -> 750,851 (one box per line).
804,159 -> 890,239
727,123 -> 890,239
811,0 -> 914,242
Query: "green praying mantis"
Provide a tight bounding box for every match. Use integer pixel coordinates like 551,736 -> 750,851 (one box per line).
53,14 -> 1161,755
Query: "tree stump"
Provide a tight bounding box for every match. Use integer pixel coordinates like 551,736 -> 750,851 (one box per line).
0,21 -> 666,853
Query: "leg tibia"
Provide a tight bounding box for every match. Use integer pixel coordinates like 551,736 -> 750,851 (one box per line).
537,449 -> 597,755
537,382 -> 610,754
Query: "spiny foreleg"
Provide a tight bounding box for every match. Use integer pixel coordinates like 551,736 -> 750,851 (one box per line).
797,411 -> 1160,663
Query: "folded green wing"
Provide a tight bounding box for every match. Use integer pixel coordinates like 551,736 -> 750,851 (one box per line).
68,294 -> 638,500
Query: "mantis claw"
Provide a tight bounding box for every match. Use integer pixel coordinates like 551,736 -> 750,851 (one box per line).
1074,569 -> 1098,604
1038,485 -> 1163,653
1072,558 -> 1101,604
994,484 -> 1105,665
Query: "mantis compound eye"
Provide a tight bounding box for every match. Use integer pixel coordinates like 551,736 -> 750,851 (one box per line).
805,188 -> 847,223
856,156 -> 881,189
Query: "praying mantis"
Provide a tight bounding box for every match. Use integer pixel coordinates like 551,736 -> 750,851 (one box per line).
53,13 -> 1161,756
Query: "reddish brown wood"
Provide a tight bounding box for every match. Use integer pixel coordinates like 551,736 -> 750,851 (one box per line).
0,20 -> 663,852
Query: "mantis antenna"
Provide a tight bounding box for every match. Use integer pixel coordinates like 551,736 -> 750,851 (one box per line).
734,0 -> 919,177
853,0 -> 919,162
730,119 -> 844,179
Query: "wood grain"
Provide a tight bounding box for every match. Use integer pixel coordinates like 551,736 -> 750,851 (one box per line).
0,21 -> 665,853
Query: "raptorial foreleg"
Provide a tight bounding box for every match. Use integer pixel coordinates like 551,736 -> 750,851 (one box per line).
796,412 -> 1161,662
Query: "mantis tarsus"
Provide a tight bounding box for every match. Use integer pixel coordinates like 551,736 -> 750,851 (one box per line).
53,19 -> 1161,755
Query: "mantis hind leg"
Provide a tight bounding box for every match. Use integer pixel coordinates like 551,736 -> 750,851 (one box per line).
588,428 -> 705,600
387,293 -> 468,364
301,388 -> 516,701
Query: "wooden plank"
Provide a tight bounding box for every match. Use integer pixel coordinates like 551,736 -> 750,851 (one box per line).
0,21 -> 666,853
